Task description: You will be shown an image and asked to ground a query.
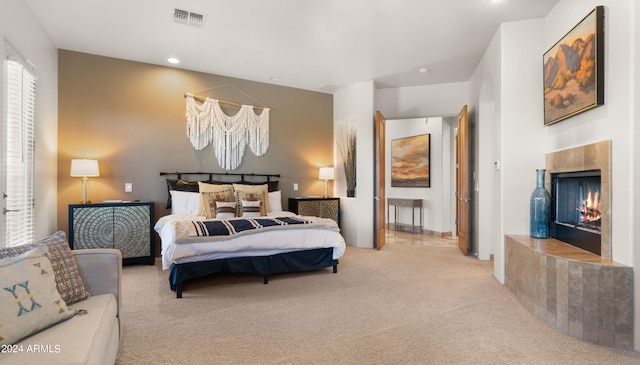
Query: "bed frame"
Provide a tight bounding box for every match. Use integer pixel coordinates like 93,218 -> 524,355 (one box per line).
169,248 -> 338,298
160,172 -> 339,298
159,171 -> 281,185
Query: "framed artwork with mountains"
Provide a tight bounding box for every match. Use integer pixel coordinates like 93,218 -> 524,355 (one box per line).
543,6 -> 604,126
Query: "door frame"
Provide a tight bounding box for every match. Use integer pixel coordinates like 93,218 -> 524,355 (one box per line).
374,111 -> 386,250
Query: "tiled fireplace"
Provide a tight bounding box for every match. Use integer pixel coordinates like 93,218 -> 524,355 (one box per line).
506,140 -> 634,350
545,140 -> 611,260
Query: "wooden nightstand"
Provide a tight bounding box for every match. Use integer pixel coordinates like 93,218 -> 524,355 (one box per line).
68,202 -> 155,265
288,197 -> 340,227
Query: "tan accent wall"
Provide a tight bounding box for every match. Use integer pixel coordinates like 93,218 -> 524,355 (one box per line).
57,50 -> 334,254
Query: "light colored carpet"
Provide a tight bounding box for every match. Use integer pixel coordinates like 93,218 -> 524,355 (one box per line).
116,239 -> 640,364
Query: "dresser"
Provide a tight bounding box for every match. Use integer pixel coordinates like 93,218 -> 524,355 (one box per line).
288,197 -> 340,227
386,198 -> 423,233
68,202 -> 154,265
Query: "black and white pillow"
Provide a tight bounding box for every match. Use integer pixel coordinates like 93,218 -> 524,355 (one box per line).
216,201 -> 237,219
241,200 -> 262,218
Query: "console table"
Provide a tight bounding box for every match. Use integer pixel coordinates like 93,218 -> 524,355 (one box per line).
68,202 -> 155,265
387,198 -> 423,233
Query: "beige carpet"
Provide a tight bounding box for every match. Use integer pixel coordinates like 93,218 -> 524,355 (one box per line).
116,240 -> 640,364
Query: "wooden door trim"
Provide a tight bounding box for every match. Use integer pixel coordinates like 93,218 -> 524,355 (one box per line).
375,111 -> 386,250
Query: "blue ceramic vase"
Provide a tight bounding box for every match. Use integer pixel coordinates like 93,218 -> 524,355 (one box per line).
530,169 -> 551,238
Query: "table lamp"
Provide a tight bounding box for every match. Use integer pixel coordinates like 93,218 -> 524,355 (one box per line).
319,167 -> 335,198
70,159 -> 100,204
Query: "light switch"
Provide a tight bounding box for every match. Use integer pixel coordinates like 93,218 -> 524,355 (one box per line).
125,183 -> 133,193
293,183 -> 298,191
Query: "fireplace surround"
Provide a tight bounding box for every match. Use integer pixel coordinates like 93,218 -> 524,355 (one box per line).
545,140 -> 611,260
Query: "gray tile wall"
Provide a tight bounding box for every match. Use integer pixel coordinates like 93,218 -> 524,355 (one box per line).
505,235 -> 634,350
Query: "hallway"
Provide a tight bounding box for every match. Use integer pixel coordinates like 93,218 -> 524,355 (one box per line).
386,229 -> 459,248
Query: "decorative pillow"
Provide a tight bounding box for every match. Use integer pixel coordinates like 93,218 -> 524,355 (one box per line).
268,191 -> 283,212
215,201 -> 237,219
201,191 -> 235,218
198,182 -> 234,216
233,183 -> 271,212
0,231 -> 89,305
234,190 -> 266,217
169,190 -> 201,215
0,246 -> 76,345
239,180 -> 279,193
165,179 -> 200,209
241,200 -> 262,217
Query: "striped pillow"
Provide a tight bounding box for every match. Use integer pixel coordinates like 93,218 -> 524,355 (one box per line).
216,201 -> 236,219
241,200 -> 262,217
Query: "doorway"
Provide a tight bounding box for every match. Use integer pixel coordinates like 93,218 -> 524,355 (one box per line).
379,116 -> 458,241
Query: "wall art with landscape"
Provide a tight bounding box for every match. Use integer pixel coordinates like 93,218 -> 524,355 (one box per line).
543,6 -> 604,126
391,134 -> 430,188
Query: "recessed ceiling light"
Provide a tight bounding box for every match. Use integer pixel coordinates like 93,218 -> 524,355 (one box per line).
418,67 -> 429,74
168,58 -> 180,64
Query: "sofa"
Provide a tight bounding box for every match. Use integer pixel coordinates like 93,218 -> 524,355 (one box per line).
0,232 -> 122,365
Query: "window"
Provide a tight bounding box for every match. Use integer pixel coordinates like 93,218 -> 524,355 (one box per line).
3,52 -> 36,247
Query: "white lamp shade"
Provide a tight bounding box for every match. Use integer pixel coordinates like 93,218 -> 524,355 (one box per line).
319,167 -> 335,180
70,159 -> 100,177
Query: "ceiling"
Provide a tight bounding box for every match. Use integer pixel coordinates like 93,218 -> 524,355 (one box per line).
25,0 -> 559,93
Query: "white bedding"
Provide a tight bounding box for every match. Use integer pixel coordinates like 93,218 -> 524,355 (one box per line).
155,211 -> 346,270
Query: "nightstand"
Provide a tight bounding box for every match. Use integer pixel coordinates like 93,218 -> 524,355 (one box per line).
288,197 -> 340,227
68,202 -> 155,265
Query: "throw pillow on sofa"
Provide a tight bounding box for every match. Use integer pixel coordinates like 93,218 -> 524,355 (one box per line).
0,245 -> 76,345
0,231 -> 90,305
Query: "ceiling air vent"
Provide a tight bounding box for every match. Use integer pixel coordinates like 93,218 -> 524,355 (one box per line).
174,9 -> 189,24
188,12 -> 205,28
174,8 -> 206,28
318,83 -> 343,93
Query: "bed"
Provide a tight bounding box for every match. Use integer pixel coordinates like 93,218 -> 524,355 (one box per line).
156,172 -> 346,298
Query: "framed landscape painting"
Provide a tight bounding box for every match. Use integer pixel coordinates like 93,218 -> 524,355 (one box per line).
391,134 -> 430,188
543,6 -> 604,126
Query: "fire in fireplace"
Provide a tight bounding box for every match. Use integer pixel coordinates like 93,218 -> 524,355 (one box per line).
550,170 -> 602,255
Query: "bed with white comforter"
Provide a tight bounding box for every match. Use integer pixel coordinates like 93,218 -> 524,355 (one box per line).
154,211 -> 346,297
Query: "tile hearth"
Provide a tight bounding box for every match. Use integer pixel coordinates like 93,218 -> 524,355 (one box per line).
505,235 -> 633,350
506,140 -> 633,351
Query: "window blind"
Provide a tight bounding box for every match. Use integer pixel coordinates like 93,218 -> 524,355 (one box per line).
4,59 -> 36,247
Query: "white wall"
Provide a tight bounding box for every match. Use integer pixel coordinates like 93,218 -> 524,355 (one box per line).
468,27 -> 503,264
386,117 -> 452,235
376,82 -> 469,119
545,1 -> 635,266
334,81 -> 375,248
632,0 -> 640,352
0,1 -> 59,241
486,19 -> 547,281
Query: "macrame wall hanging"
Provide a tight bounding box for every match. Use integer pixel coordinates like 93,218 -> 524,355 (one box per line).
184,87 -> 270,171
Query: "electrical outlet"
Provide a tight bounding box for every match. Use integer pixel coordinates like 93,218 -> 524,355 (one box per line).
125,183 -> 133,193
293,183 -> 298,191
